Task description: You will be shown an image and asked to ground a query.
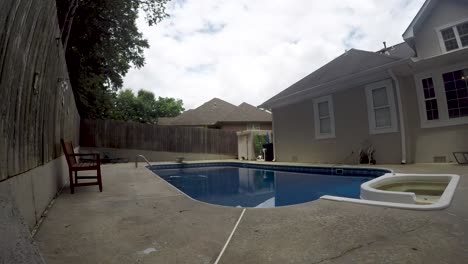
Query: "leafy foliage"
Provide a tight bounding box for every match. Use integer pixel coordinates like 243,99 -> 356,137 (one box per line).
155,97 -> 186,118
112,89 -> 184,123
56,0 -> 170,119
253,135 -> 268,158
139,0 -> 170,26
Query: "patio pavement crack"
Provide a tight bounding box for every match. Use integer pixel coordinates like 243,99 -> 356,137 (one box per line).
312,244 -> 364,264
310,221 -> 430,264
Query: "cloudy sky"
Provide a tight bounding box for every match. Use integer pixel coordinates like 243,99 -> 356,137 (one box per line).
123,0 -> 425,109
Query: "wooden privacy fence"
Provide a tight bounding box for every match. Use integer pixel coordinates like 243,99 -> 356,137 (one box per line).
80,119 -> 238,156
0,0 -> 80,180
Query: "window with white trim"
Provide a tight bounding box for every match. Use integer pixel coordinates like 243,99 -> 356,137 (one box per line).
313,95 -> 335,139
365,80 -> 398,134
415,63 -> 468,128
421,77 -> 439,120
442,69 -> 468,118
439,21 -> 468,52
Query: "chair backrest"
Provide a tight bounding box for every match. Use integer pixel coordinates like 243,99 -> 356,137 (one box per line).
61,139 -> 77,167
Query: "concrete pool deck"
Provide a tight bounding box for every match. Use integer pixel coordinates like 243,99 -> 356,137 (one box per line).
34,162 -> 468,263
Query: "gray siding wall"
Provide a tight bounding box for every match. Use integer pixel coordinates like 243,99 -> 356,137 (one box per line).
414,0 -> 468,59
399,75 -> 468,163
272,82 -> 402,164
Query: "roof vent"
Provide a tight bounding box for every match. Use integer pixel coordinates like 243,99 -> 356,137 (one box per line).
381,41 -> 391,56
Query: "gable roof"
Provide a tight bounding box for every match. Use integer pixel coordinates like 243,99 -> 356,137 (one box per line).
159,98 -> 271,126
220,102 -> 272,122
160,98 -> 237,126
260,49 -> 402,108
402,0 -> 436,41
157,110 -> 202,125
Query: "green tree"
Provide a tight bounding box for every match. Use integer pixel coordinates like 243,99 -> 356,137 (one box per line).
253,135 -> 268,157
134,90 -> 159,122
155,97 -> 185,117
112,89 -> 138,121
112,89 -> 184,123
55,0 -> 170,118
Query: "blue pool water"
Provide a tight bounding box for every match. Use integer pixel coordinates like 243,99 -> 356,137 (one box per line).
150,164 -> 388,208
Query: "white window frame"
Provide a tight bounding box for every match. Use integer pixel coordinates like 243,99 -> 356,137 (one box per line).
418,75 -> 440,122
313,95 -> 335,139
415,61 -> 468,128
365,80 -> 398,135
415,73 -> 446,128
436,18 -> 468,54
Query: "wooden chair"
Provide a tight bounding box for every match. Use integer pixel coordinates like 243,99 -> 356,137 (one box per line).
61,139 -> 103,194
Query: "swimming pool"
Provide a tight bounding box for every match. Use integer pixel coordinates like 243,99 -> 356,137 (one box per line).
149,163 -> 390,208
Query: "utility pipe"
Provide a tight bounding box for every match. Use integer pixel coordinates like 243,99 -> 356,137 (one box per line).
389,69 -> 407,164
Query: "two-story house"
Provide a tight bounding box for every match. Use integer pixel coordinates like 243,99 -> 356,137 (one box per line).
260,0 -> 468,164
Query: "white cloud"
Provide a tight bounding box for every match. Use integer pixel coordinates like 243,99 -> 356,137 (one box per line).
123,0 -> 426,109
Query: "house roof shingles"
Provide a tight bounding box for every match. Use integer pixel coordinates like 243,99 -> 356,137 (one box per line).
157,117 -> 173,125
158,98 -> 271,126
261,47 -> 411,108
377,42 -> 415,59
220,102 -> 271,123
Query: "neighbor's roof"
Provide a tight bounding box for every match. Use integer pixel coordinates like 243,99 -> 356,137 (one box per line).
220,102 -> 271,123
260,48 -> 406,108
159,98 -> 237,126
159,98 -> 271,126
158,109 -> 205,125
157,117 -> 173,125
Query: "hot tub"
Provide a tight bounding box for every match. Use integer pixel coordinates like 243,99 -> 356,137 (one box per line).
322,173 -> 460,210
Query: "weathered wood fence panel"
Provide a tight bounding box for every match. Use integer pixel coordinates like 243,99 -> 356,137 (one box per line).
0,0 -> 80,180
80,119 -> 238,156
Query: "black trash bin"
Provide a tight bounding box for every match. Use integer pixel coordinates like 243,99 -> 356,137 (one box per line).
263,143 -> 274,161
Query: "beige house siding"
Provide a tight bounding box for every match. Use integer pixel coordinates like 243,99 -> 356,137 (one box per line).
273,82 -> 402,164
161,123 -> 272,132
272,73 -> 468,165
399,74 -> 468,163
268,0 -> 468,165
414,0 -> 468,59
220,123 -> 272,132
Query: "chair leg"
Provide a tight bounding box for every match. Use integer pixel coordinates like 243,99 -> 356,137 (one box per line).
75,171 -> 78,184
69,170 -> 75,194
97,167 -> 103,192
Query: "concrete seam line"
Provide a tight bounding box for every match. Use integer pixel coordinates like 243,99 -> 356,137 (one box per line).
214,208 -> 246,264
31,185 -> 65,238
